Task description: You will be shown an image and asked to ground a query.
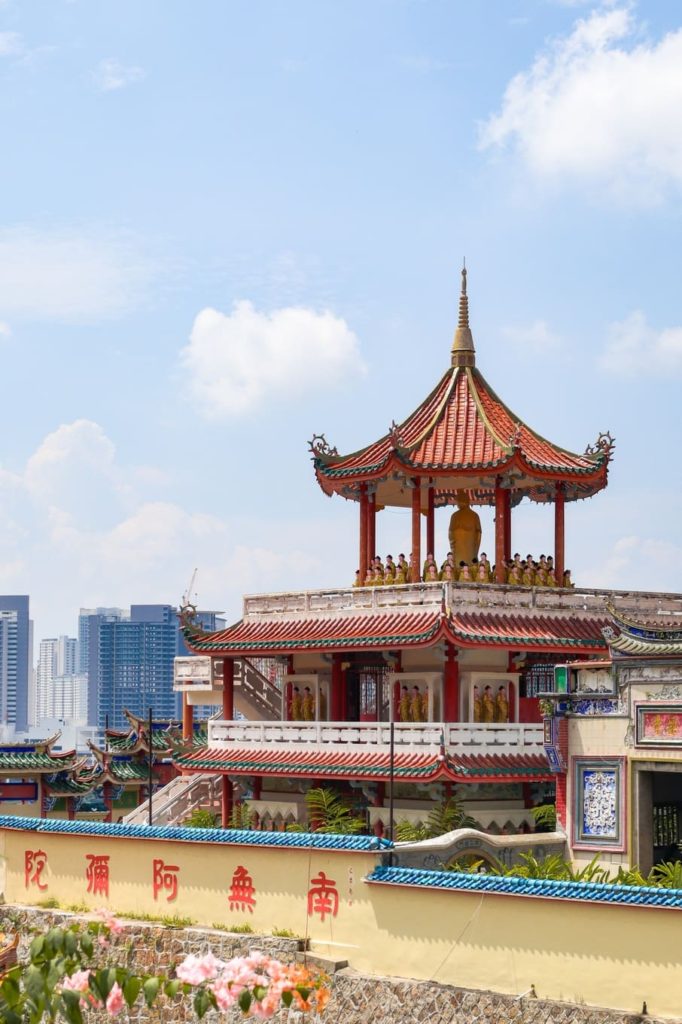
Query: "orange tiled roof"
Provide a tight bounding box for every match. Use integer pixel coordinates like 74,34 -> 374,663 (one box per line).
312,365 -> 612,506
183,607 -> 609,657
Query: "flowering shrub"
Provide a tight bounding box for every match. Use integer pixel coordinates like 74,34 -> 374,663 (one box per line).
0,912 -> 329,1022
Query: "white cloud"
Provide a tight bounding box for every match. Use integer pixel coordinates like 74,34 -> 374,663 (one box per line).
480,6 -> 682,200
0,420 -> 335,638
581,535 -> 682,592
0,31 -> 22,56
599,310 -> 682,376
501,319 -> 560,351
0,226 -> 160,321
181,300 -> 366,418
93,58 -> 145,92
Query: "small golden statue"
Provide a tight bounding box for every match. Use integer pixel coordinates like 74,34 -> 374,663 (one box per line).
448,492 -> 482,567
291,687 -> 303,721
481,685 -> 495,723
472,685 -> 482,722
494,685 -> 509,723
302,686 -> 315,721
399,686 -> 411,722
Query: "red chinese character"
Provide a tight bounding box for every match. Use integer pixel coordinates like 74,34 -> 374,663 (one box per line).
228,865 -> 256,913
86,855 -> 110,898
307,871 -> 338,922
25,850 -> 48,891
152,858 -> 179,901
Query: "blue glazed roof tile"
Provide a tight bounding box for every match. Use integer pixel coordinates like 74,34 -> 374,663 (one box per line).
366,866 -> 682,908
0,815 -> 392,852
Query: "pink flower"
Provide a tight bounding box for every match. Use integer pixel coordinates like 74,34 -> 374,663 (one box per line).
97,908 -> 124,935
176,953 -> 225,986
105,982 -> 124,1016
62,970 -> 91,993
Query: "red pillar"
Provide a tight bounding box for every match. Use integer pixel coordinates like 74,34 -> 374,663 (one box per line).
368,493 -> 376,565
554,482 -> 565,585
103,780 -> 113,824
222,657 -> 234,720
252,777 -> 262,801
494,478 -> 506,583
67,797 -> 75,821
221,776 -> 233,829
444,643 -> 460,722
359,484 -> 369,577
182,693 -> 194,743
504,490 -> 512,562
411,478 -> 422,582
340,662 -> 347,722
426,485 -> 435,561
331,653 -> 343,721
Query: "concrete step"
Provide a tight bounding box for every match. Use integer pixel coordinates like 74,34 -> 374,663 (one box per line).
296,952 -> 348,974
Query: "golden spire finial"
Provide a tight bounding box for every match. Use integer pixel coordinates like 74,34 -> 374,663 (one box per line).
451,259 -> 475,367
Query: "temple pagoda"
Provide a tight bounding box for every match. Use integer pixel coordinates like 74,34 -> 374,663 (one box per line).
310,266 -> 613,585
171,270 -> 642,837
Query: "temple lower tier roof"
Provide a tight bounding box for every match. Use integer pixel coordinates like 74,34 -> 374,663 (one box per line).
183,607 -> 610,657
175,747 -> 551,784
603,605 -> 682,658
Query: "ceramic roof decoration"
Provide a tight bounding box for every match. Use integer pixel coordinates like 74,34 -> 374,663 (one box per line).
0,815 -> 392,851
603,605 -> 682,659
174,747 -> 552,784
310,268 -> 613,510
366,865 -> 682,909
182,607 -> 609,658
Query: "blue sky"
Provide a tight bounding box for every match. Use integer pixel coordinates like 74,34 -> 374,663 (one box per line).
1,0 -> 681,642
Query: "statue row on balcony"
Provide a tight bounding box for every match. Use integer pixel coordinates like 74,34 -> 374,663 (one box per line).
473,684 -> 509,723
353,551 -> 574,588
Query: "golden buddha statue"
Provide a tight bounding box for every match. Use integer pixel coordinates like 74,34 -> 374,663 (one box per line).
495,685 -> 509,723
291,687 -> 303,721
394,565 -> 407,585
302,687 -> 315,721
448,493 -> 482,567
481,685 -> 495,723
399,686 -> 411,722
410,686 -> 424,723
472,685 -> 482,722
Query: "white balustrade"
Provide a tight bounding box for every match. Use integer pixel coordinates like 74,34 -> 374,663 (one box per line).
207,718 -> 545,755
242,582 -> 682,622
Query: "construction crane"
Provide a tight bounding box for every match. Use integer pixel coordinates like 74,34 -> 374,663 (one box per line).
182,567 -> 198,609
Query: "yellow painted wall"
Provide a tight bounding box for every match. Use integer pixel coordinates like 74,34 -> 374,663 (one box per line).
1,826 -> 681,1018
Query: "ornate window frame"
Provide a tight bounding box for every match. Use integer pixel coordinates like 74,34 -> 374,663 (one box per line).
572,756 -> 626,851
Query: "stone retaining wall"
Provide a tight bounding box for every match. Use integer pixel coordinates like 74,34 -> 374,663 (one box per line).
0,906 -> 675,1024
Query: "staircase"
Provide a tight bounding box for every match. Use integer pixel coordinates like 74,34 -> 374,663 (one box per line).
123,772 -> 222,826
233,658 -> 281,721
125,658 -> 281,826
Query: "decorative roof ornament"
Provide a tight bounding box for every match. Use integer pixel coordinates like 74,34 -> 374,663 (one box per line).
451,260 -> 476,368
585,430 -> 615,462
508,422 -> 522,449
388,420 -> 405,449
308,433 -> 338,459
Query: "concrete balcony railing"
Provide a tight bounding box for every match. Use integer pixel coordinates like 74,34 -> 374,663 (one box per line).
207,719 -> 545,756
242,581 -> 682,621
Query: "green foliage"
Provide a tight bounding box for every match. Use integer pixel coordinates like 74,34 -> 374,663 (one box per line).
396,798 -> 479,843
271,927 -> 300,938
183,808 -> 217,829
230,802 -> 253,830
120,911 -> 195,928
530,803 -> 556,833
648,860 -> 682,888
226,923 -> 254,934
302,787 -> 365,835
35,898 -> 60,910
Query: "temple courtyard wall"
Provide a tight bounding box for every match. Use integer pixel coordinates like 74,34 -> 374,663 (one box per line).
2,818 -> 682,1019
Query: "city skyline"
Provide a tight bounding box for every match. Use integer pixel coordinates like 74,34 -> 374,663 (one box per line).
1,1 -> 681,642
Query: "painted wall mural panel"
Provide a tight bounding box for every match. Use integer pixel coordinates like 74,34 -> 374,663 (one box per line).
572,758 -> 625,850
635,704 -> 682,747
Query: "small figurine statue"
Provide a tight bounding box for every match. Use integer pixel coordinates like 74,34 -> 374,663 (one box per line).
458,563 -> 472,583
563,569 -> 574,588
394,564 -> 407,585
426,563 -> 439,583
291,686 -> 303,721
410,685 -> 424,723
398,553 -> 409,575
521,562 -> 535,587
472,685 -> 482,722
476,562 -> 488,583
364,568 -> 374,586
353,570 -> 362,588
422,552 -> 437,581
495,685 -> 509,723
399,685 -> 411,722
302,686 -> 315,721
442,564 -> 455,583
481,685 -> 495,723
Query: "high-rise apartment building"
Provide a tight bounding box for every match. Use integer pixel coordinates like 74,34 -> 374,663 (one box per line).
78,608 -> 126,674
36,636 -> 80,722
89,605 -> 179,731
46,673 -> 88,722
0,596 -> 31,730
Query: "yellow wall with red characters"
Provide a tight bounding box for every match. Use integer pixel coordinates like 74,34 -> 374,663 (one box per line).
1,826 -> 681,1019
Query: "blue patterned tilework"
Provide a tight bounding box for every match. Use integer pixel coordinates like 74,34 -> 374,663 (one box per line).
0,815 -> 392,852
366,866 -> 682,908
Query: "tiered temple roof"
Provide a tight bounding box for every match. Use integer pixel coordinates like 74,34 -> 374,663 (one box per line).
603,606 -> 682,659
310,268 -> 614,508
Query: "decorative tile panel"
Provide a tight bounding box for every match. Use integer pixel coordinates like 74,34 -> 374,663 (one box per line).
572,758 -> 625,850
635,704 -> 682,748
